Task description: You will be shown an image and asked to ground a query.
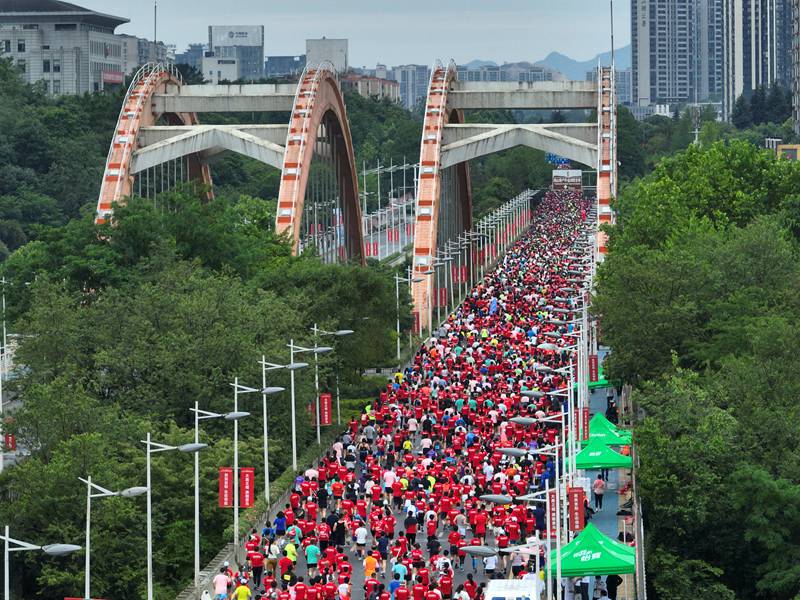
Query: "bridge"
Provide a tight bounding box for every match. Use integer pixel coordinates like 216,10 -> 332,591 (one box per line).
95,60 -> 616,333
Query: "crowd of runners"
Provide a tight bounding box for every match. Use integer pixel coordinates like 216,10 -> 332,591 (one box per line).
211,190 -> 616,600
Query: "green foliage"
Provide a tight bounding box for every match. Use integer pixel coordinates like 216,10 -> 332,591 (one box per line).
596,141 -> 800,599
0,58 -> 121,249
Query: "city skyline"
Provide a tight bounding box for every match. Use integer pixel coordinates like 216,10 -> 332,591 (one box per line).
73,0 -> 631,67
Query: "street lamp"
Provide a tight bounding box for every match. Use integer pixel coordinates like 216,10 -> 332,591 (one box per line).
228,379 -> 261,560
79,476 -> 146,600
258,358 -> 288,505
310,325 -> 354,427
395,268 -> 423,360
2,526 -> 80,600
142,433 -> 206,600
189,402 -> 249,592
288,340 -> 332,447
282,345 -> 310,471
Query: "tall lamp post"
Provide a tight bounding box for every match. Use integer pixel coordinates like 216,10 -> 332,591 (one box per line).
189,402 -> 249,592
395,269 -> 422,360
228,379 -> 262,560
288,340 -> 333,446
2,527 -> 80,600
310,325 -> 353,428
79,476 -> 146,600
0,277 -> 7,475
258,358 -> 288,505
281,347 -> 309,472
142,433 -> 206,600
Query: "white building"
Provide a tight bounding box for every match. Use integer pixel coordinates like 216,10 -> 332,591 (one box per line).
208,25 -> 264,81
306,37 -> 348,73
0,0 -> 128,95
202,54 -> 238,84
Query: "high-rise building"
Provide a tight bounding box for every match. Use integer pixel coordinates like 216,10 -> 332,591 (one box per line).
208,25 -> 264,81
722,0 -> 793,118
631,0 -> 724,106
306,37 -> 348,73
264,55 -> 306,78
390,64 -> 430,110
793,0 -> 800,134
586,68 -> 633,105
0,0 -> 128,95
175,43 -> 206,72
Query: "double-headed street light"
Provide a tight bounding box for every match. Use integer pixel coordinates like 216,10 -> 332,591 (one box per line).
288,339 -> 332,447
227,379 -> 262,560
142,433 -> 206,600
189,402 -> 249,592
79,476 -> 146,600
2,526 -> 80,600
258,358 -> 288,505
395,269 -> 423,360
310,325 -> 353,427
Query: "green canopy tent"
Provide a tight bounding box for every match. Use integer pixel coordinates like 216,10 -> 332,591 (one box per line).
582,413 -> 632,446
575,439 -> 632,470
573,364 -> 612,389
547,522 -> 636,577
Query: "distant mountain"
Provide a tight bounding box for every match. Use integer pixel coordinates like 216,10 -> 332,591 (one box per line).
535,45 -> 631,80
463,59 -> 498,69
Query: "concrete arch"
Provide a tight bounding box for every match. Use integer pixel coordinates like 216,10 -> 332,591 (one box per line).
410,60 -> 472,332
95,63 -> 211,225
276,63 -> 365,264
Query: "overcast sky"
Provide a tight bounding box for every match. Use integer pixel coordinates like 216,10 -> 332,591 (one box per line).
81,0 -> 630,66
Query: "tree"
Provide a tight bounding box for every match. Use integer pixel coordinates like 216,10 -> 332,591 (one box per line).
731,94 -> 751,129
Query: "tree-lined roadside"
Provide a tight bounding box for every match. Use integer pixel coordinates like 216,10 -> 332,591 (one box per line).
594,140 -> 800,600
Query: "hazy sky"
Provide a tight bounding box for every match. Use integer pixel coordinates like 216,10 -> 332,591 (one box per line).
81,0 -> 630,66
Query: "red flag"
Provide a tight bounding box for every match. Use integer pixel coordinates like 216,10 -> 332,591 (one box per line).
240,467 -> 255,509
588,355 -> 599,382
547,488 -> 558,538
219,467 -> 234,508
582,407 -> 590,441
3,433 -> 15,451
319,393 -> 333,426
568,487 -> 586,531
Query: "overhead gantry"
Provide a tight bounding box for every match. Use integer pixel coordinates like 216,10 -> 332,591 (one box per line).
95,62 -> 365,264
410,61 -> 616,332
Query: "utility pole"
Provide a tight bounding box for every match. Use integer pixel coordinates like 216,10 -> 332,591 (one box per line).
153,1 -> 158,62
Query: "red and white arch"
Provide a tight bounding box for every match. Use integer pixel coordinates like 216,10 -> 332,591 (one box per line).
410,60 -> 472,333
276,63 -> 365,263
95,63 -> 211,225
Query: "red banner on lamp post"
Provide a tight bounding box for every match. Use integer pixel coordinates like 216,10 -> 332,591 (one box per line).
582,407 -> 590,441
319,393 -> 333,426
240,467 -> 255,509
4,433 -> 16,451
547,488 -> 558,539
588,354 -> 599,382
219,467 -> 234,508
568,487 -> 586,532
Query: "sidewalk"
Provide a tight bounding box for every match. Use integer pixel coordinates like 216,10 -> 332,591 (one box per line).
586,349 -> 635,600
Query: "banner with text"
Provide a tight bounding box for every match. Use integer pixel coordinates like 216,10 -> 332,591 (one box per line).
568,487 -> 586,532
240,467 -> 255,509
547,488 -> 558,539
319,393 -> 333,426
582,407 -> 590,441
219,467 -> 233,508
588,354 -> 599,382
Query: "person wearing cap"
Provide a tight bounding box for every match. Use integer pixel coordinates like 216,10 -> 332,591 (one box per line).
233,576 -> 252,600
